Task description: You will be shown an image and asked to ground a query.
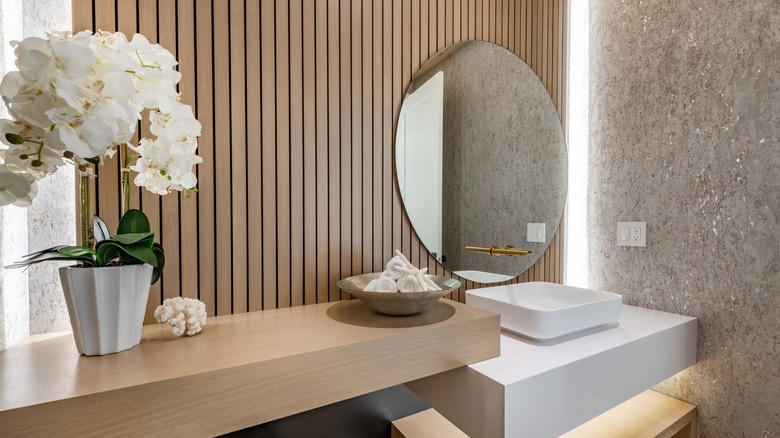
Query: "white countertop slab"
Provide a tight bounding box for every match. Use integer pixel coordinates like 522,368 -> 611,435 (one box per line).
406,304 -> 697,438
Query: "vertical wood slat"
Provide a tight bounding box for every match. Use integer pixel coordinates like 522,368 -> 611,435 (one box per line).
80,0 -> 567,314
351,0 -> 363,280
315,0 -> 330,303
400,0 -> 411,262
230,0 -> 248,313
372,1 -> 384,273
247,1 -> 263,311
194,0 -> 215,317
137,0 -> 162,323
382,0 -> 393,273
117,0 -> 140,215
277,0 -> 292,309
158,0 -> 180,306
290,0 -> 305,307
302,0 -> 318,304
261,0 -> 278,310
213,0 -> 231,315
391,0 -> 402,261
339,0 -> 352,297
177,0 -> 198,301
363,2 -> 375,274
327,0 -> 341,301
408,0 -> 421,272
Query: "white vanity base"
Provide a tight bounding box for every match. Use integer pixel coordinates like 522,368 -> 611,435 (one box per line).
405,305 -> 697,438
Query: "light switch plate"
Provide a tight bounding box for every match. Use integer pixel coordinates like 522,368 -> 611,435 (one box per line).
617,222 -> 646,247
527,223 -> 545,243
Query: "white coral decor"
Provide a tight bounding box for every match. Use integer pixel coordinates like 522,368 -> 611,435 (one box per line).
154,297 -> 207,336
0,30 -> 202,206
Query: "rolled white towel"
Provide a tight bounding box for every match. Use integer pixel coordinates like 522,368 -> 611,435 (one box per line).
395,249 -> 415,269
397,274 -> 424,292
420,273 -> 442,291
364,275 -> 398,292
384,256 -> 408,280
417,273 -> 440,291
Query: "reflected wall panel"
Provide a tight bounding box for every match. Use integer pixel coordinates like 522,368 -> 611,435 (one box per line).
73,0 -> 567,320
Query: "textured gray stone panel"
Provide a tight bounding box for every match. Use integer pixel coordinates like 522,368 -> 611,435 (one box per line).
589,1 -> 779,435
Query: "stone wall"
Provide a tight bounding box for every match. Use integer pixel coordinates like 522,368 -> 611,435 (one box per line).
0,0 -> 73,352
588,0 -> 779,435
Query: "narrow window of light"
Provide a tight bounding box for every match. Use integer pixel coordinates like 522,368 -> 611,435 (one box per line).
565,0 -> 589,288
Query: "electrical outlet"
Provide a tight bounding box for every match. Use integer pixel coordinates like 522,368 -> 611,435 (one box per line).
617,222 -> 646,247
527,223 -> 545,243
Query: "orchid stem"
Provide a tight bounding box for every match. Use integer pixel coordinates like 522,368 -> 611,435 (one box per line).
80,173 -> 90,248
121,143 -> 131,216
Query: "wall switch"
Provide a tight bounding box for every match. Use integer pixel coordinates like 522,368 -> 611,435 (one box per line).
527,223 -> 545,243
616,222 -> 646,247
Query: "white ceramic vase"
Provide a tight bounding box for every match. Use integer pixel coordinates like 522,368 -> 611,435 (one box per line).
58,264 -> 153,356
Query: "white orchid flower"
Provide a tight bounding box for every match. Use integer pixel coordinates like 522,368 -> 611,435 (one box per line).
0,165 -> 35,206
168,172 -> 197,191
1,74 -> 58,129
12,37 -> 54,81
0,122 -> 64,176
127,33 -> 178,69
0,120 -> 44,146
53,76 -> 95,112
48,111 -> 117,160
166,141 -> 203,174
12,37 -> 53,58
130,160 -> 170,195
0,30 -> 201,206
52,40 -> 96,78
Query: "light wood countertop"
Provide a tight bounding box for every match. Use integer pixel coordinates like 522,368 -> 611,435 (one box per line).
0,299 -> 499,437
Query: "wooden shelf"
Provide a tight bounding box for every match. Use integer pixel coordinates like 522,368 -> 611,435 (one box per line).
0,299 -> 499,437
392,408 -> 469,438
561,390 -> 696,438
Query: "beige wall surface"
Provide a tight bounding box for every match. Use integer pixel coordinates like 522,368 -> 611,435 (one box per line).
589,1 -> 779,436
74,0 -> 568,321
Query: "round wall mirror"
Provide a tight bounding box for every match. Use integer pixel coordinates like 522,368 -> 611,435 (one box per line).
395,40 -> 567,284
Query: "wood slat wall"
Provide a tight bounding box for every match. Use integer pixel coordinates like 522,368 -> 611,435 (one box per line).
73,0 -> 568,322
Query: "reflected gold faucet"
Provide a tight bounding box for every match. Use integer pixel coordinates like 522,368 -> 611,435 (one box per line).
465,245 -> 532,258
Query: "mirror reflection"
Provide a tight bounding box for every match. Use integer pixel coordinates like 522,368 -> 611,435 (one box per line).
395,40 -> 567,283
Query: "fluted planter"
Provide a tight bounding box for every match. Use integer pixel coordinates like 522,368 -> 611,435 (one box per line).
58,264 -> 152,356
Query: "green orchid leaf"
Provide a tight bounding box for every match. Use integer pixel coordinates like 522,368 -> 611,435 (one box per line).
106,232 -> 154,246
119,244 -> 158,267
116,209 -> 151,235
93,216 -> 111,243
57,246 -> 97,258
118,252 -> 141,266
151,243 -> 165,284
84,156 -> 101,164
96,243 -> 122,266
5,252 -> 95,269
6,246 -> 96,268
19,245 -> 68,259
96,240 -> 157,267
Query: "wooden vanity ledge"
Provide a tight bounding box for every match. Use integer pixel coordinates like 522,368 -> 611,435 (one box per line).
0,299 -> 499,437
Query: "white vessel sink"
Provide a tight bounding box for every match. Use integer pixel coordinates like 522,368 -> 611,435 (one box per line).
465,282 -> 622,340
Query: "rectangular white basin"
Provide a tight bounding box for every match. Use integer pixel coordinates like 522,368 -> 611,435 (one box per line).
465,282 -> 622,340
